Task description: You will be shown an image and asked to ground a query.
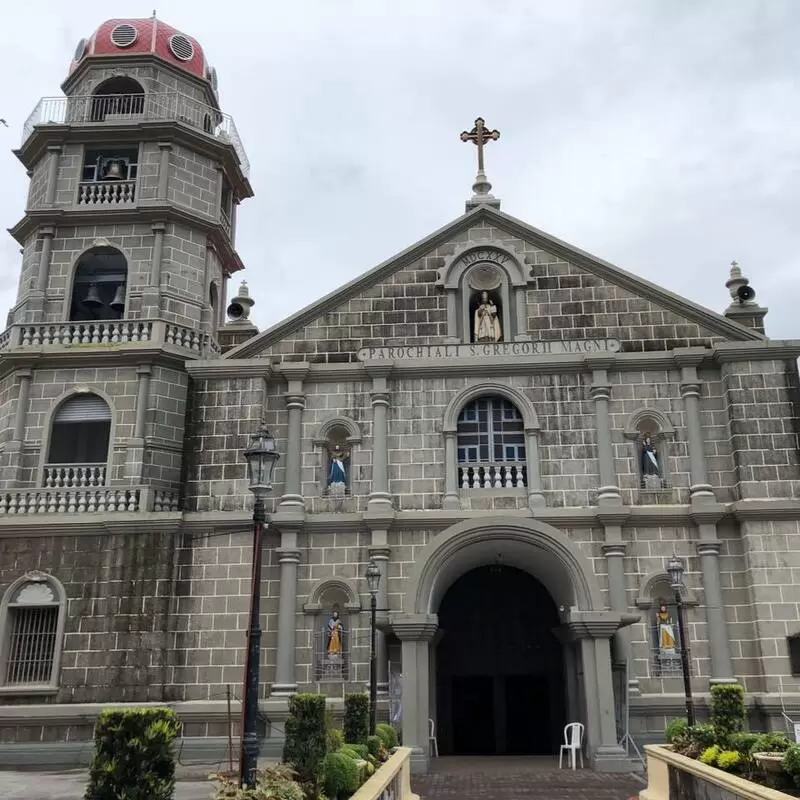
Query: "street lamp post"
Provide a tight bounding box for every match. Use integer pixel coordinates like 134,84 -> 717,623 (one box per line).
667,555 -> 695,727
240,426 -> 280,789
365,559 -> 381,736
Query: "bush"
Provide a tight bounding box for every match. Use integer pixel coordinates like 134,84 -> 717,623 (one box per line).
84,707 -> 181,800
327,727 -> 345,753
343,743 -> 369,760
710,683 -> 746,740
343,694 -> 370,745
700,745 -> 721,766
376,723 -> 398,750
729,732 -> 761,754
367,735 -> 383,759
283,694 -> 327,797
751,731 -> 792,754
691,724 -> 719,750
783,745 -> 800,789
665,718 -> 689,744
323,752 -> 360,800
211,764 -> 305,800
717,750 -> 743,772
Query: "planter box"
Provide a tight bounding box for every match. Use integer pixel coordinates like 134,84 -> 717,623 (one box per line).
350,747 -> 419,800
640,744 -> 796,800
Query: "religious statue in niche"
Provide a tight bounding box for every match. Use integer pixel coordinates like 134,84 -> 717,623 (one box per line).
326,441 -> 350,511
473,290 -> 502,343
640,433 -> 662,489
325,607 -> 344,662
656,602 -> 677,654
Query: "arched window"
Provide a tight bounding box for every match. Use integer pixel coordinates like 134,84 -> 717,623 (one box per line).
0,572 -> 66,690
69,247 -> 128,321
457,395 -> 526,489
44,394 -> 111,487
90,77 -> 145,121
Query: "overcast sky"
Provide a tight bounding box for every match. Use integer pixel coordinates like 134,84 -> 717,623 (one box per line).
0,0 -> 797,339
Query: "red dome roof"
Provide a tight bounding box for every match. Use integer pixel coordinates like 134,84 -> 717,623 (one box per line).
70,17 -> 213,86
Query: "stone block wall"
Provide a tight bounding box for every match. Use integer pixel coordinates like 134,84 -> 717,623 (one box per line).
167,144 -> 219,220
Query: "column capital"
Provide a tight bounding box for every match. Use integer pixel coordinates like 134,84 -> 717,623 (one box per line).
370,391 -> 390,408
157,141 -> 174,151
589,383 -> 611,402
364,362 -> 393,381
697,541 -> 721,557
151,221 -> 167,234
46,144 -> 63,154
279,362 -> 310,382
284,392 -> 306,411
689,504 -> 725,526
584,354 -> 615,374
601,542 -> 627,558
276,548 -> 301,564
680,380 -> 702,399
564,610 -> 640,640
673,346 -> 709,368
14,369 -> 33,381
390,614 -> 438,641
368,546 -> 391,561
39,226 -> 56,239
136,364 -> 153,377
597,508 -> 630,527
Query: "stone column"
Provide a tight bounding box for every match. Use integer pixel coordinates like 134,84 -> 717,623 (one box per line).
44,145 -> 61,205
524,427 -> 546,509
368,539 -> 391,694
4,370 -> 33,487
35,227 -> 55,293
366,364 -> 392,511
587,358 -> 621,505
273,528 -> 301,696
444,289 -> 458,342
442,432 -> 460,510
12,371 -> 32,444
675,348 -> 714,502
693,515 -> 736,685
393,615 -> 438,774
278,363 -> 309,511
513,286 -> 531,341
157,143 -> 172,201
142,222 -> 167,318
214,164 -> 224,221
125,366 -> 151,482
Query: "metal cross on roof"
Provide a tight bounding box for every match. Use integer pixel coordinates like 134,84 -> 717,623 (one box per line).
460,117 -> 500,174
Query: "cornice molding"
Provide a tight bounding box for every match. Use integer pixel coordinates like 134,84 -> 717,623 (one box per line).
184,359 -> 273,379
730,499 -> 800,522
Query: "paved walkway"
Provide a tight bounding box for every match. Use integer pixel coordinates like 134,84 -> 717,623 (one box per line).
411,757 -> 644,800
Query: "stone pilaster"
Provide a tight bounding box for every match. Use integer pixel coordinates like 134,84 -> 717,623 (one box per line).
587,358 -> 621,505
3,370 -> 32,487
273,527 -> 301,696
366,364 -> 392,512
524,426 -> 546,509
35,227 -> 55,294
157,142 -> 172,201
44,145 -> 61,205
675,348 -> 714,503
691,508 -> 736,685
278,363 -> 309,512
125,365 -> 151,482
368,536 -> 391,694
442,432 -> 460,510
444,289 -> 458,342
141,222 -> 166,317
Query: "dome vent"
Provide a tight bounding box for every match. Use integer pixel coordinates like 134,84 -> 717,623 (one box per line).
169,34 -> 194,61
110,23 -> 138,48
74,38 -> 88,61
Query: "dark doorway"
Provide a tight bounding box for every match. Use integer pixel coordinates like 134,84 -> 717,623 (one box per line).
435,565 -> 566,756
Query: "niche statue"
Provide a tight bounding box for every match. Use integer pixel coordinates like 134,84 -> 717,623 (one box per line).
326,609 -> 344,661
473,291 -> 501,343
640,434 -> 662,489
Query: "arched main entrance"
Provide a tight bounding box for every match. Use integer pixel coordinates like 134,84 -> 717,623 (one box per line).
435,565 -> 565,755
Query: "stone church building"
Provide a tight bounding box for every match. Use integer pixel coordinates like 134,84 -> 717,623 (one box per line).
1,15 -> 800,774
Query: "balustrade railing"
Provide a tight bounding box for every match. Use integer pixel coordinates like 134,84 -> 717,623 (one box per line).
459,463 -> 527,489
22,93 -> 250,177
43,464 -> 106,488
350,747 -> 415,800
0,486 -> 180,515
77,180 -> 136,206
220,208 -> 232,237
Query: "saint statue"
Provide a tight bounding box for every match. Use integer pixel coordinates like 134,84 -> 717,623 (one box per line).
326,609 -> 344,659
641,435 -> 660,477
656,603 -> 677,653
473,291 -> 502,343
328,444 -> 348,495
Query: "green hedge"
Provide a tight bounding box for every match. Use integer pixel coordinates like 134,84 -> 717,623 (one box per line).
343,693 -> 369,745
323,752 -> 360,800
84,707 -> 181,800
710,683 -> 746,741
376,723 -> 398,750
283,694 -> 327,796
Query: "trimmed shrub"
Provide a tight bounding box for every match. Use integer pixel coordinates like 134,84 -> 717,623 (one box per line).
283,693 -> 327,797
376,723 -> 398,750
344,743 -> 369,760
783,744 -> 800,790
323,752 -> 360,800
710,683 -> 746,740
699,745 -> 721,766
343,693 -> 370,745
665,718 -> 689,744
717,750 -> 743,772
84,707 -> 181,800
339,746 -> 363,761
367,735 -> 383,759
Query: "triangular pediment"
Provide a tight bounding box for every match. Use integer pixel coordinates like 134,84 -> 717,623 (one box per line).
226,204 -> 764,360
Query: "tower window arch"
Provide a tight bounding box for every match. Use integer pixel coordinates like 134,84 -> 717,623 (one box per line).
44,394 -> 111,487
69,247 -> 128,321
0,572 -> 67,691
457,395 -> 527,489
90,77 -> 145,121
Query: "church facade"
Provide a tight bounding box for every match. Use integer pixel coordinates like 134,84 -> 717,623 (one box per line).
1,16 -> 800,774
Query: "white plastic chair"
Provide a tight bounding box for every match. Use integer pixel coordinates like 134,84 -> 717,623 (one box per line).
559,722 -> 584,770
428,717 -> 439,757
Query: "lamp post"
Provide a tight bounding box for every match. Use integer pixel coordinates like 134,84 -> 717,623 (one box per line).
667,555 -> 695,727
239,426 -> 280,789
365,559 -> 381,736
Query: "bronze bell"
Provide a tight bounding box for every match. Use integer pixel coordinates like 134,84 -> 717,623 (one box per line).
102,158 -> 124,181
82,283 -> 103,309
109,283 -> 125,312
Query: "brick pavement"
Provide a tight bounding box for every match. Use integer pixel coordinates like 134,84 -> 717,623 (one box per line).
411,757 -> 644,800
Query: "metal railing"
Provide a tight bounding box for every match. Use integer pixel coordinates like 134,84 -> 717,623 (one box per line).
77,180 -> 136,205
459,462 -> 527,489
22,92 -> 250,178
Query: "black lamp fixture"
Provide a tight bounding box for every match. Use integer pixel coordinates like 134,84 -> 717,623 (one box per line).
666,555 -> 695,727
366,558 -> 381,736
239,426 -> 279,789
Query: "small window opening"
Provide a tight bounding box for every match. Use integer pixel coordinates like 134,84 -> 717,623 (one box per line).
90,77 -> 145,121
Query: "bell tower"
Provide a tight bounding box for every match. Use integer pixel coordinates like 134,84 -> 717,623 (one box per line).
0,15 -> 252,511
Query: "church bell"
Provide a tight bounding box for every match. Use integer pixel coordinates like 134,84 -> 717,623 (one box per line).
82,283 -> 103,309
109,284 -> 126,312
102,158 -> 125,181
